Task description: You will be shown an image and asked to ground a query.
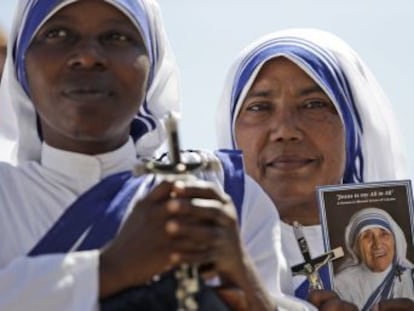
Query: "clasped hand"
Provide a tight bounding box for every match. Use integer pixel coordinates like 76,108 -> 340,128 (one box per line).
100,179 -> 244,298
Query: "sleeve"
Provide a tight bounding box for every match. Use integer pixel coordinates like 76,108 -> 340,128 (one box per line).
0,251 -> 100,311
241,176 -> 317,311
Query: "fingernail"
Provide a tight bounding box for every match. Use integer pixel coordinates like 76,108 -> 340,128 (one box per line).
166,220 -> 179,234
174,180 -> 185,190
170,252 -> 180,263
167,199 -> 180,213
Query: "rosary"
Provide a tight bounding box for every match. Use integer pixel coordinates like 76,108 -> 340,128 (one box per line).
134,113 -> 220,311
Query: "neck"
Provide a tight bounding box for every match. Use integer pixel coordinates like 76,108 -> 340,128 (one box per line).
275,198 -> 320,226
44,136 -> 129,156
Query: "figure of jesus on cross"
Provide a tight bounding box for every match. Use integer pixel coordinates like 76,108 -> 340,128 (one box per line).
291,221 -> 344,292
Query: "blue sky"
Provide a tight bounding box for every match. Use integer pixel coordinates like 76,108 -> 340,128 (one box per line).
1,1 -> 414,178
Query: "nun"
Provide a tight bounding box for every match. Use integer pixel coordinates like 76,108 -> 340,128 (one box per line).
0,1 -> 307,310
215,28 -> 409,310
335,208 -> 414,310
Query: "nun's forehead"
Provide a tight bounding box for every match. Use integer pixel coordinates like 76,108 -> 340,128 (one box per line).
238,54 -> 342,115
357,225 -> 391,236
32,0 -> 146,41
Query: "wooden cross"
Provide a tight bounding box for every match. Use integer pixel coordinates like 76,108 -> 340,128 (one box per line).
290,221 -> 344,291
134,113 -> 219,311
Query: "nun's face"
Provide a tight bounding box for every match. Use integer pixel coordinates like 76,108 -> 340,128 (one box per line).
25,0 -> 150,154
357,227 -> 395,272
235,57 -> 345,224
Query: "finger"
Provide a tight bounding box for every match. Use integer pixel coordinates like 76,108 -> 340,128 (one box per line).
307,290 -> 338,307
172,180 -> 230,202
165,225 -> 230,265
128,182 -> 175,222
166,233 -> 211,253
139,180 -> 174,204
166,220 -> 230,249
191,198 -> 237,220
168,240 -> 241,271
165,216 -> 239,252
166,198 -> 237,226
168,249 -> 215,266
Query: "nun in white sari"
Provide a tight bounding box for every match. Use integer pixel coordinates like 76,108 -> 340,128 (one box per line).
0,1 -> 310,310
216,28 -> 407,301
335,208 -> 414,311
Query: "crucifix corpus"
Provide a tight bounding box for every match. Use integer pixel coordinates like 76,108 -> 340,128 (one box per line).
291,221 -> 344,291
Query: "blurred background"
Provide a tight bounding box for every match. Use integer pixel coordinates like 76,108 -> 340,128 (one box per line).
1,1 -> 413,179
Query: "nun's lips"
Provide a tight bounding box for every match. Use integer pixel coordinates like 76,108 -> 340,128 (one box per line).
62,87 -> 114,101
372,249 -> 387,258
265,154 -> 316,171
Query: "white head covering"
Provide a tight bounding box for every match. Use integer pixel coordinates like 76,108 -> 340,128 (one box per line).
0,0 -> 180,164
344,207 -> 412,269
216,28 -> 406,183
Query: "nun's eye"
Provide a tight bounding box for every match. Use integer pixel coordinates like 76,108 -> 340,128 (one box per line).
31,27 -> 74,45
101,32 -> 132,45
45,28 -> 68,39
109,33 -> 129,42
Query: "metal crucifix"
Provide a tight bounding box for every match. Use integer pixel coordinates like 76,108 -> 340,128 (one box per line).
291,221 -> 344,292
134,112 -> 220,311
